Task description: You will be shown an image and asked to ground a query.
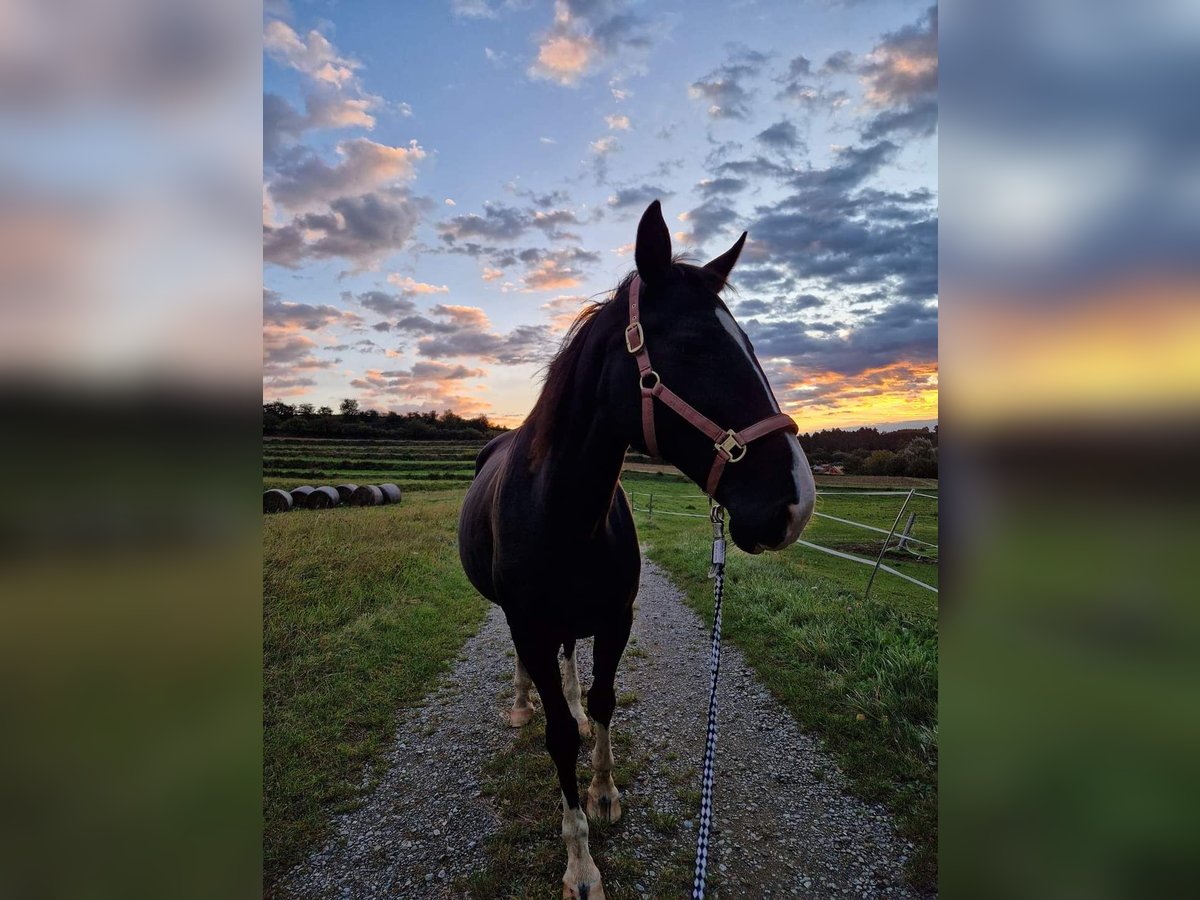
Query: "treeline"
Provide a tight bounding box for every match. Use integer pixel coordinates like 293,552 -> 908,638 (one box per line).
799,425 -> 938,454
800,426 -> 938,478
263,399 -> 508,441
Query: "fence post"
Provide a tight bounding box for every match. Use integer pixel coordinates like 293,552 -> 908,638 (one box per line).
897,512 -> 916,551
648,493 -> 653,522
865,488 -> 914,600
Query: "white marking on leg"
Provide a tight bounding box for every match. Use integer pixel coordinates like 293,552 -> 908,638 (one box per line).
587,723 -> 621,822
561,652 -> 591,737
561,794 -> 604,898
509,655 -> 534,727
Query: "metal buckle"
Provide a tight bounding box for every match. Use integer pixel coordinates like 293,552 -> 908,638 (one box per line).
715,429 -> 747,463
624,322 -> 645,354
639,370 -> 660,391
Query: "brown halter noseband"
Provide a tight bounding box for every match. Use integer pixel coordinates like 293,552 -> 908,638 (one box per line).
625,274 -> 799,497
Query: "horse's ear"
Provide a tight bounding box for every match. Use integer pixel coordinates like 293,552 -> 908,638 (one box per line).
702,231 -> 747,292
635,200 -> 673,285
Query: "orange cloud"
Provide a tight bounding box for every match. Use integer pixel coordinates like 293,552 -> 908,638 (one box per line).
781,361 -> 939,429
386,274 -> 449,294
523,259 -> 582,292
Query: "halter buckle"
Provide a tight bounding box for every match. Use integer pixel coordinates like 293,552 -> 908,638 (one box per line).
624,322 -> 645,354
715,430 -> 747,463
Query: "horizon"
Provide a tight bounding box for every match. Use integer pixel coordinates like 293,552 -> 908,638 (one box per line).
264,0 -> 938,431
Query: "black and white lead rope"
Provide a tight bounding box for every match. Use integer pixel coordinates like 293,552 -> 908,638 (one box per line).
692,502 -> 727,899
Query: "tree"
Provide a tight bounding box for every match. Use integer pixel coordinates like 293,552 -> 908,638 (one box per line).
899,437 -> 937,478
296,402 -> 315,416
862,449 -> 898,476
264,400 -> 295,419
339,398 -> 360,416
317,405 -> 332,416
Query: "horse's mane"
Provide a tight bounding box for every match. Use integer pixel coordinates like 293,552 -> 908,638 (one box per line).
525,256 -> 708,465
525,271 -> 637,465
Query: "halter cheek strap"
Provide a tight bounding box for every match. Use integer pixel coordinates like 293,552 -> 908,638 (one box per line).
626,274 -> 798,497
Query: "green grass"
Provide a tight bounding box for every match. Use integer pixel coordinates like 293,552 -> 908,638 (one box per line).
263,490 -> 489,890
620,471 -> 938,889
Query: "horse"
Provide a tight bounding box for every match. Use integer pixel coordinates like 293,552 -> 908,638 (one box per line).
458,200 -> 816,898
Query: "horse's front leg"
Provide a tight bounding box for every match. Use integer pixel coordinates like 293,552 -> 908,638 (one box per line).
514,633 -> 605,899
586,604 -> 633,822
561,640 -> 592,737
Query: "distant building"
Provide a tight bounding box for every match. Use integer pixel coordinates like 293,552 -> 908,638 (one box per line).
811,464 -> 844,475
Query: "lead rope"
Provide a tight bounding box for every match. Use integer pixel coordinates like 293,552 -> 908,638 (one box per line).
693,502 -> 726,899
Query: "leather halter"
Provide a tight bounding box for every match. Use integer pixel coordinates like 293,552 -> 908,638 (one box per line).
625,274 -> 799,497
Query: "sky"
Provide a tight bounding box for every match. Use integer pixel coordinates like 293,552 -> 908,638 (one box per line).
263,0 -> 938,430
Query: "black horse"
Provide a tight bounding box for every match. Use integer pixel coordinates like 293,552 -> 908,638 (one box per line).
458,201 -> 815,898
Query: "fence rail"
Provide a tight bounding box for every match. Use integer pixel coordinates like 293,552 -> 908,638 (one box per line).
625,487 -> 938,595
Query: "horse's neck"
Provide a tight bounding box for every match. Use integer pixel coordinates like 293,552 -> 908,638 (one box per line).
528,328 -> 628,538
538,412 -> 627,537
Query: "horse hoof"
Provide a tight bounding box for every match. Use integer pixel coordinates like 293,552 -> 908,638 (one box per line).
563,878 -> 605,899
576,717 -> 592,738
506,704 -> 534,727
587,787 -> 622,823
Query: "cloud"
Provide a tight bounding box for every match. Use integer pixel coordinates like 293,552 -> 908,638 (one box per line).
745,298 -> 938,377
679,199 -> 740,245
605,113 -> 631,130
349,362 -> 492,417
386,275 -> 450,294
607,184 -> 672,209
264,20 -> 360,87
858,6 -> 938,141
263,289 -> 359,330
591,136 -> 619,155
784,55 -> 811,79
481,267 -> 505,281
264,187 -> 428,270
264,90 -> 380,161
540,294 -> 590,330
451,0 -> 500,19
374,303 -> 551,365
821,50 -> 855,75
356,290 -> 418,317
860,6 -> 937,107
696,177 -> 749,198
755,119 -> 804,153
688,44 -> 771,120
268,138 -> 426,211
439,203 -> 531,242
528,0 -> 655,86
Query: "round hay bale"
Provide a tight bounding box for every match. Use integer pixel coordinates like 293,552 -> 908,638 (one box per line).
377,483 -> 402,504
335,483 -> 359,502
349,484 -> 384,506
306,486 -> 341,510
289,485 -> 316,505
263,489 -> 293,513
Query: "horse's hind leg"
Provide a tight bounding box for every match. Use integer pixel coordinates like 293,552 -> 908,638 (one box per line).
508,653 -> 535,727
560,640 -> 592,738
586,604 -> 633,823
513,634 -> 605,900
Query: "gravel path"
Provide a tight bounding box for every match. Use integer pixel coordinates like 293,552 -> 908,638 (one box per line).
279,561 -> 930,899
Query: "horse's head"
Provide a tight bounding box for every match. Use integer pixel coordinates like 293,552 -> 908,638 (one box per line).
608,201 -> 815,554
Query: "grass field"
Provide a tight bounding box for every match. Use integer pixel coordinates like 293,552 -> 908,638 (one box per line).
263,437 -> 484,495
263,491 -> 488,890
263,438 -> 938,891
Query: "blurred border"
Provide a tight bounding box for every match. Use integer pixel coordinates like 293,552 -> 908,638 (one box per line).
942,1 -> 1199,896
0,2 -> 261,898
